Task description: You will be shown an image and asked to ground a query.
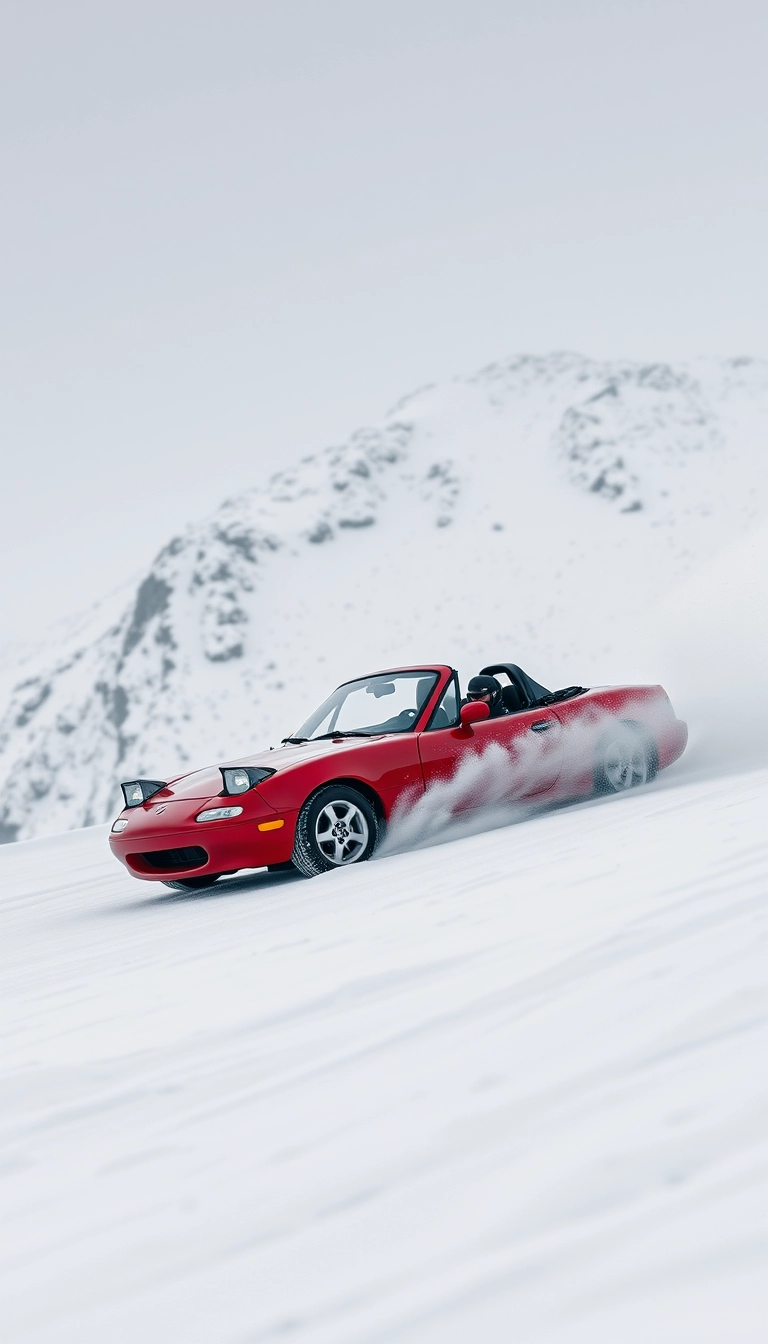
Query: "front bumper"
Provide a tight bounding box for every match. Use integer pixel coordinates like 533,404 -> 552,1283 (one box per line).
109,813 -> 297,882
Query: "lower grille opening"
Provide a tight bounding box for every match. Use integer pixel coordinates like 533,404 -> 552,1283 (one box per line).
139,846 -> 208,871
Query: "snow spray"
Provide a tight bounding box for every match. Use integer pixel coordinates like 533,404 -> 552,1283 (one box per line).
652,520 -> 768,777
378,701 -> 661,857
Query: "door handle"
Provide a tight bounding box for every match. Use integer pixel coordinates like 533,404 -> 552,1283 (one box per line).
530,720 -> 553,732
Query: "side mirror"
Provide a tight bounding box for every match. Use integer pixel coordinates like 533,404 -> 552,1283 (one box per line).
459,700 -> 491,727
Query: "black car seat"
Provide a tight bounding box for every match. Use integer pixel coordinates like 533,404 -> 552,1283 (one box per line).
429,705 -> 452,730
501,683 -> 524,713
416,676 -> 436,709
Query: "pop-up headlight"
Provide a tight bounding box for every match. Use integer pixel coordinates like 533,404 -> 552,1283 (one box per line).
120,779 -> 168,808
220,766 -> 275,796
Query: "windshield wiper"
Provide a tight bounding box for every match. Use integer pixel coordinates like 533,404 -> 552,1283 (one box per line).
282,730 -> 380,745
310,730 -> 375,741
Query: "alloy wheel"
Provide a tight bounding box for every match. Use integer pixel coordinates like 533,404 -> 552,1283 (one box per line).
603,736 -> 649,791
314,799 -> 370,865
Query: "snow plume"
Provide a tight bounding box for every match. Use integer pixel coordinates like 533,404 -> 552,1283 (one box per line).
657,519 -> 768,777
378,742 -> 536,856
379,703 -> 639,856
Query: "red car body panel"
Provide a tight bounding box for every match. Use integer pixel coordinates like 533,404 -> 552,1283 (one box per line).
419,702 -> 566,797
108,665 -> 687,883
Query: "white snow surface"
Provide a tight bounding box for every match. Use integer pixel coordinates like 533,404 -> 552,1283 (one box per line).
4,350 -> 768,1337
4,351 -> 768,842
3,759 -> 768,1342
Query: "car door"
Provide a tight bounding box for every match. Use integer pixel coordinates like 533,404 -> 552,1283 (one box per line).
417,675 -> 564,802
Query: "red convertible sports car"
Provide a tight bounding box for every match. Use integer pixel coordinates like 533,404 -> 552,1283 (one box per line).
108,663 -> 687,887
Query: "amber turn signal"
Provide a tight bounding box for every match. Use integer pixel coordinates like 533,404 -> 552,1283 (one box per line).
258,819 -> 285,831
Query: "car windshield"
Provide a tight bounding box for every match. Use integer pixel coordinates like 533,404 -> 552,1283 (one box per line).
293,671 -> 439,741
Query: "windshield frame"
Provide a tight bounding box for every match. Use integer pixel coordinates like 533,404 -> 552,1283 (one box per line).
292,668 -> 445,742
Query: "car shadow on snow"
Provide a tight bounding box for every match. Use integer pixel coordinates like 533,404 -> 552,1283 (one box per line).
121,865 -> 305,909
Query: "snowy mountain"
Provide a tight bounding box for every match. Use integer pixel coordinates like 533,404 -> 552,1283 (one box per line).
3,351 -> 768,842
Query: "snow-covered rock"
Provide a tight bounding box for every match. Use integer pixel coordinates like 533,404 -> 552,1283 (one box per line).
2,352 -> 768,842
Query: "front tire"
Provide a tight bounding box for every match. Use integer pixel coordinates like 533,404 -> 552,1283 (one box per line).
292,785 -> 379,878
594,722 -> 657,795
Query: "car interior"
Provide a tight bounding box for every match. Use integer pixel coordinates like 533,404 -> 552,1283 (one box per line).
480,664 -> 589,713
479,663 -> 552,711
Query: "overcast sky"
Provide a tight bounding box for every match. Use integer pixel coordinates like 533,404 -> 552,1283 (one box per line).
2,0 -> 768,641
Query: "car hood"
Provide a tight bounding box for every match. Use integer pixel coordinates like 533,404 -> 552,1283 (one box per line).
158,765 -> 230,801
229,737 -> 389,771
161,736 -> 387,799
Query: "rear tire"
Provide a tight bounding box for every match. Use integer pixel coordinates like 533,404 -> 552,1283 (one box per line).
594,722 -> 657,795
162,874 -> 222,890
292,785 -> 379,878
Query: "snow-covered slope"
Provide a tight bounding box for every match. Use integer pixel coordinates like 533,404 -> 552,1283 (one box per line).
3,352 -> 768,842
3,763 -> 768,1342
4,351 -> 768,1341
